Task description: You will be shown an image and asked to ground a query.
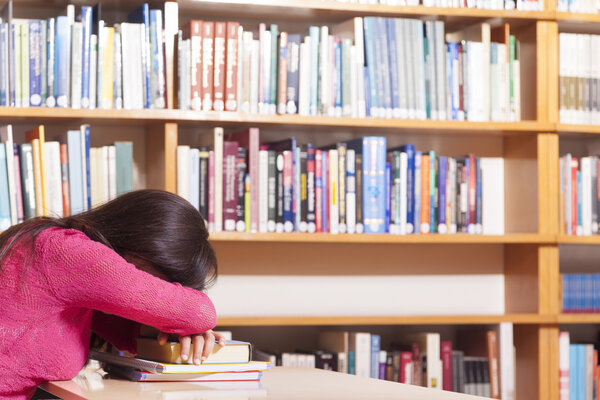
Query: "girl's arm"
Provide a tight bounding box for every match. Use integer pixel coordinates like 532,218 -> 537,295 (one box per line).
91,311 -> 140,354
39,228 -> 217,336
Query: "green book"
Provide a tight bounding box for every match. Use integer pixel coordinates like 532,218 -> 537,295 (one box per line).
115,141 -> 133,196
19,143 -> 36,220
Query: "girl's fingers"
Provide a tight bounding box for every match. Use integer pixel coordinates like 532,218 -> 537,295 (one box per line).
212,331 -> 227,346
179,335 -> 192,362
157,332 -> 168,346
192,334 -> 205,365
201,331 -> 216,361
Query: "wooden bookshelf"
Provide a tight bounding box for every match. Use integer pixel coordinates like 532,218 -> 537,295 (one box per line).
210,232 -> 554,244
217,314 -> 557,326
556,123 -> 600,135
556,11 -> 600,22
557,235 -> 600,244
557,314 -> 600,324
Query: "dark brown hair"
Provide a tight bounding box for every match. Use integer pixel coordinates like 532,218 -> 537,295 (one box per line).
0,189 -> 217,291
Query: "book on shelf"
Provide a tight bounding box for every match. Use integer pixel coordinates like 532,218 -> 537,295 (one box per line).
174,127 -> 505,236
0,124 -> 133,229
558,332 -> 600,400
561,273 -> 600,313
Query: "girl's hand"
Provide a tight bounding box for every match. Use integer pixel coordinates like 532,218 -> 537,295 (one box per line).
157,330 -> 227,365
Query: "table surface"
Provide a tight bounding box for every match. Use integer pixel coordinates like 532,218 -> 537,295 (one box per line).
42,367 -> 485,400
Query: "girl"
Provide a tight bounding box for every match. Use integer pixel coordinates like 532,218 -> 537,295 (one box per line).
0,190 -> 223,399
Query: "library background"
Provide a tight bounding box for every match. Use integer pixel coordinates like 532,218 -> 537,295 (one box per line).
2,0 -> 600,398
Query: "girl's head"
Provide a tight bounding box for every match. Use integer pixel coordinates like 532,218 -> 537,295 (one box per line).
0,190 -> 217,291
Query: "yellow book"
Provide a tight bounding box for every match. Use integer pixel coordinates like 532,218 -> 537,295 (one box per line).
100,26 -> 114,110
26,126 -> 46,216
136,337 -> 251,365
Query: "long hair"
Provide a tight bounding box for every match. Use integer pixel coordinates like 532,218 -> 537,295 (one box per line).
0,189 -> 217,291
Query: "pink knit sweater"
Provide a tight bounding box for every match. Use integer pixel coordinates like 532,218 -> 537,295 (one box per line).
0,227 -> 217,399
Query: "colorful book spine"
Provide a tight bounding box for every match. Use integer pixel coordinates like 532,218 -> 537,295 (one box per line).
149,9 -> 166,109
79,6 -> 92,108
315,149 -> 323,233
307,144 -> 316,233
225,21 -> 239,112
236,147 -> 247,232
28,21 -> 42,107
213,22 -> 226,112
286,34 -> 300,114
269,24 -> 278,114
0,144 -> 10,229
283,150 -> 293,232
201,21 -> 214,112
277,31 -> 288,115
438,156 -> 447,234
55,16 -> 70,108
363,137 -> 386,234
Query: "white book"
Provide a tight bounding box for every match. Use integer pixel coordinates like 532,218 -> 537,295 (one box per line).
434,21 -> 447,121
346,149 -> 356,234
400,152 -> 408,235
107,145 -> 116,201
213,127 -> 224,232
582,156 -> 592,236
414,21 -> 426,120
397,332 -> 442,389
101,146 -> 109,204
482,23 -> 491,122
499,322 -> 515,400
43,141 -> 63,218
558,331 -> 570,400
404,20 -> 416,119
584,35 -> 593,125
258,150 -> 269,233
236,25 -> 243,113
426,21 -> 438,121
354,18 -> 366,118
350,45 -> 358,118
126,23 -> 144,110
241,31 -> 253,114
592,36 -> 600,125
176,145 -> 190,201
351,332 -> 371,378
89,148 -> 99,208
89,34 -> 97,109
113,29 -> 123,110
566,34 -> 577,124
395,19 -> 408,119
298,39 -> 311,116
259,30 -> 271,115
319,26 -> 330,116
70,22 -> 83,109
250,39 -> 260,115
468,42 -> 485,122
499,43 -> 509,122
481,157 -> 505,235
328,149 -> 339,234
189,148 -> 200,211
79,125 -> 89,212
0,125 -> 16,225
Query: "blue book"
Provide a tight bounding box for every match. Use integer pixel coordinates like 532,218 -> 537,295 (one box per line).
387,19 -> 399,118
363,18 -> 378,117
401,145 -> 415,234
334,38 -> 342,115
569,344 -> 577,400
385,161 -> 391,232
376,17 -> 391,118
577,171 -> 582,233
0,144 -> 10,230
438,156 -> 447,234
446,43 -> 454,120
476,157 -> 482,233
363,137 -> 387,234
322,150 -> 328,233
67,130 -> 84,215
54,16 -> 70,108
370,335 -> 381,379
584,274 -> 593,312
562,274 -> 568,312
577,344 -> 585,400
348,351 -> 355,375
465,156 -> 470,228
308,26 -> 319,116
576,274 -> 583,312
83,125 -> 91,210
594,273 -> 600,312
149,9 -> 165,109
286,34 -> 301,114
28,21 -> 42,107
429,151 -> 436,233
129,3 -> 151,109
363,66 -> 371,117
263,138 -> 298,231
0,22 -> 8,106
46,18 -> 55,108
451,43 -> 460,120
78,6 -> 92,109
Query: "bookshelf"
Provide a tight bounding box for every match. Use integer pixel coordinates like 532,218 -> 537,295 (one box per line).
3,0 -> 599,399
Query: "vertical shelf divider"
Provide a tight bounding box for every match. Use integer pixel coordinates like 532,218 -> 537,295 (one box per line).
145,122 -> 178,193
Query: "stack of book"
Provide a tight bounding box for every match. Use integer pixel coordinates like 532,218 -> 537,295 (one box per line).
0,124 -> 133,230
0,2 -> 522,123
557,0 -> 600,13
329,0 -> 542,11
255,324 -> 515,399
177,127 -> 505,235
558,331 -> 600,400
559,33 -> 600,125
559,154 -> 600,236
562,273 -> 600,313
91,338 -> 270,382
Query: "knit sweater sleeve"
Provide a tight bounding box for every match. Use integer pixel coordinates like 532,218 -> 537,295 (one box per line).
39,228 -> 217,336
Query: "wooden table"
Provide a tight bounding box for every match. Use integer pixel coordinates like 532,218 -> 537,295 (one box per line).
42,367 -> 485,400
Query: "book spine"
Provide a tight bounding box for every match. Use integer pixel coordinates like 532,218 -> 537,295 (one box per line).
112,28 -> 122,109
59,143 -> 70,217
163,2 -> 178,109
29,21 -> 42,107
269,24 -> 278,114
294,143 -> 300,231
187,21 -> 202,110
277,31 -> 288,115
12,144 -> 23,222
258,150 -> 269,233
308,26 -> 319,116
283,150 -> 293,232
420,154 -> 430,234
299,146 -> 308,232
0,23 -> 8,106
55,16 -> 70,107
78,8 -> 90,108
337,143 -> 347,233
225,21 -> 239,111
307,144 -> 316,233
315,149 -> 323,233
468,154 -> 477,234
414,152 -> 421,233
363,18 -> 378,117
213,127 -> 224,232
100,27 -> 114,109
322,151 -> 329,233
387,19 -> 400,118
356,152 -> 363,233
201,22 -> 214,112
199,148 -> 209,221
371,335 -> 381,379
177,145 -> 190,201
341,38 -> 352,117
363,137 -> 386,233
329,149 -> 339,234
438,156 -> 447,234
223,141 -> 238,231
235,147 -> 246,232
267,150 -> 277,232
149,10 -> 165,109
429,152 -> 436,233
276,152 -> 284,233
346,149 -> 356,234
208,150 -> 215,231
20,23 -> 29,108
0,144 -> 10,229
70,22 -> 82,109
88,33 -> 96,109
286,35 -> 298,114
212,22 -> 226,112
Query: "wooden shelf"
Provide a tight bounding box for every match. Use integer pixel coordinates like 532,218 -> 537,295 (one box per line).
556,123 -> 600,135
0,107 -> 552,134
217,314 -> 556,326
178,0 -> 554,22
209,232 -> 554,244
557,313 -> 600,323
557,235 -> 600,244
556,11 -> 600,22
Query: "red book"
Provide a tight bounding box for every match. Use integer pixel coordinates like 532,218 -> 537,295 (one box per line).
399,352 -> 413,384
183,20 -> 203,111
283,150 -> 293,232
201,22 -> 214,112
223,141 -> 238,231
208,150 -> 215,231
226,128 -> 260,233
315,149 -> 322,233
212,22 -> 226,112
225,21 -> 239,112
441,341 -> 453,391
324,151 -> 329,233
411,343 -> 423,386
59,143 -> 71,217
277,32 -> 288,115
